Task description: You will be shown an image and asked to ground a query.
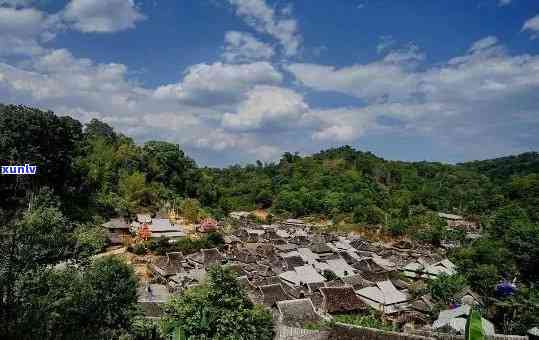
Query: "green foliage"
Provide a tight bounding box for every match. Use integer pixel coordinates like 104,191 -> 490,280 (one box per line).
119,171 -> 159,215
333,311 -> 393,331
353,204 -> 386,225
428,274 -> 468,305
322,269 -> 338,281
130,243 -> 147,255
179,198 -> 203,223
161,266 -> 273,339
6,257 -> 138,340
465,310 -> 485,340
3,105 -> 539,337
74,223 -> 109,257
492,287 -> 539,335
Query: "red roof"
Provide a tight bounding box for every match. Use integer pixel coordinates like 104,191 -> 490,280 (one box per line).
199,218 -> 218,232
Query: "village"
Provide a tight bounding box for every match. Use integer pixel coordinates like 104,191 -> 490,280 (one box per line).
99,210 -> 527,340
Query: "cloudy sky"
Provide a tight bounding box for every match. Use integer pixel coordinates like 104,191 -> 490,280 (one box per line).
1,0 -> 539,166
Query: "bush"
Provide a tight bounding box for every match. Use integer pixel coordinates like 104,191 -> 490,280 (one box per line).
428,273 -> 467,305
74,224 -> 109,257
333,311 -> 392,331
130,243 -> 146,255
206,232 -> 224,247
161,266 -> 273,339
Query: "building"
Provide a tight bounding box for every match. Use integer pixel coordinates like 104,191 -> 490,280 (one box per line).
356,280 -> 411,314
102,218 -> 131,245
438,212 -> 479,233
133,218 -> 186,240
320,286 -> 366,314
198,218 -> 218,233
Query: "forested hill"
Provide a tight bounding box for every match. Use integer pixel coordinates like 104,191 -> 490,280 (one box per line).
1,104 -> 538,226
459,152 -> 539,182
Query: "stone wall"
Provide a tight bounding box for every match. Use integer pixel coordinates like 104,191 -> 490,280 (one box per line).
328,323 -> 433,340
327,323 -> 529,340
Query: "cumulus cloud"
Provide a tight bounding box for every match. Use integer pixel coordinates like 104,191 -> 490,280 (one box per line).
469,36 -> 498,53
0,0 -> 145,57
0,6 -> 60,55
287,36 -> 539,155
227,0 -> 301,56
222,85 -> 308,131
63,0 -> 145,33
522,15 -> 539,39
153,61 -> 282,106
286,60 -> 420,103
0,48 -> 287,163
222,31 -> 274,63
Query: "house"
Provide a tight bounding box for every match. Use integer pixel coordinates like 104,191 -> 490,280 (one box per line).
279,265 -> 326,286
281,219 -> 307,228
319,286 -> 366,314
297,248 -> 320,264
403,258 -> 456,279
136,214 -> 152,224
281,251 -> 306,269
187,248 -> 225,268
453,287 -> 484,306
102,218 -> 131,245
349,237 -> 373,251
432,304 -> 495,335
137,283 -> 171,317
356,280 -> 411,314
229,211 -> 251,220
245,228 -> 265,242
276,299 -> 320,327
258,284 -> 292,307
310,243 -> 334,257
314,258 -> 356,279
133,219 -> 187,240
438,212 -> 479,233
148,252 -> 184,281
341,274 -> 373,290
198,218 -> 218,233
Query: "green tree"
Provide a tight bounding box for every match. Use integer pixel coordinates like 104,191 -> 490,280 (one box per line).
428,273 -> 468,305
180,198 -> 203,223
161,266 -> 273,339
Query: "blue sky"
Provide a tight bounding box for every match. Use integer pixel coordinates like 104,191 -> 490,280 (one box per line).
1,0 -> 539,166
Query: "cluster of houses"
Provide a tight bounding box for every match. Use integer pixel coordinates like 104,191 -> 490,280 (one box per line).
134,214 -> 499,337
102,213 -> 219,245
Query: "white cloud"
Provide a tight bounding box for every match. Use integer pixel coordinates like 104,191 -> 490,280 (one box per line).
469,36 -> 498,53
222,85 -> 308,131
63,0 -> 145,33
497,0 -> 511,7
0,7 -> 57,55
286,60 -> 420,103
153,61 -> 282,106
0,48 -> 285,163
522,15 -> 539,39
310,107 -> 375,142
227,0 -> 301,56
222,31 -> 274,63
0,0 -> 35,6
286,36 -> 539,154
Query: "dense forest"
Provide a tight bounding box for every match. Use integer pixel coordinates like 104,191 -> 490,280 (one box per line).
1,104 -> 538,338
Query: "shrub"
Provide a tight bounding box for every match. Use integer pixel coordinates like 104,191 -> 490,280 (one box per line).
131,243 -> 146,255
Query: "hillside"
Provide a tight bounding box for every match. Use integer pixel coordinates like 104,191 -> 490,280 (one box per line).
2,104 -> 538,338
